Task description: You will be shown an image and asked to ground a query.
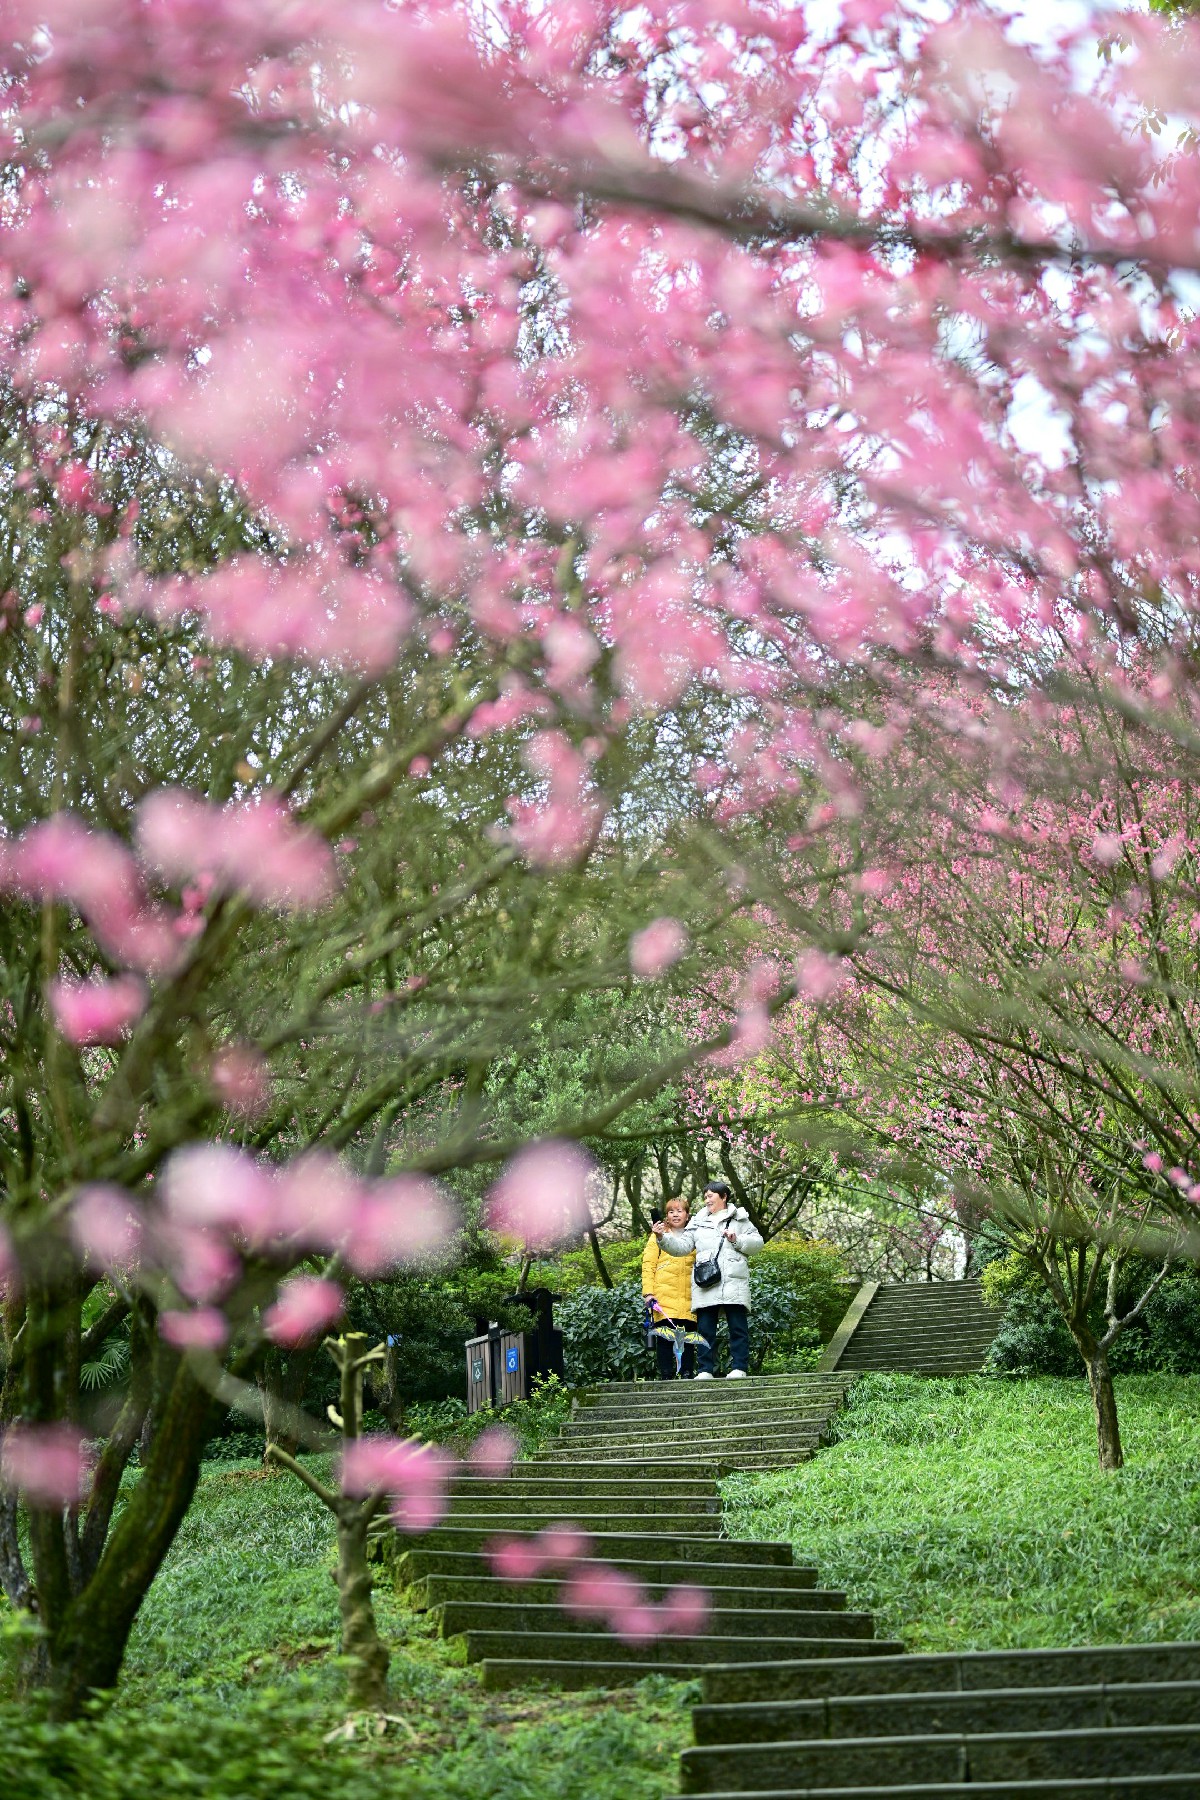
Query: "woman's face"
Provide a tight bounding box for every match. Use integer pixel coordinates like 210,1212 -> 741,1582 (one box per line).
664,1198 -> 689,1230
704,1188 -> 726,1213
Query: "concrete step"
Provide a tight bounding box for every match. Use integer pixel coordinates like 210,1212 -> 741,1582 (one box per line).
574,1402 -> 839,1427
429,1509 -> 726,1534
413,1573 -> 847,1612
439,1600 -> 873,1641
444,1492 -> 721,1521
678,1725 -> 1200,1791
552,1425 -> 826,1451
378,1526 -> 800,1565
479,1639 -> 906,1691
451,1474 -> 720,1499
699,1645 -> 1200,1705
583,1377 -> 850,1401
465,1629 -> 896,1669
692,1682 -> 1200,1744
392,1548 -> 820,1591
672,1780 -> 1200,1798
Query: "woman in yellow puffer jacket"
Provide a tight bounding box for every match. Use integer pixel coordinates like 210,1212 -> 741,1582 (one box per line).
641,1195 -> 697,1379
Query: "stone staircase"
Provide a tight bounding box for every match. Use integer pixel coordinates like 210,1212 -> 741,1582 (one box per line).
374,1357 -> 1200,1792
678,1643 -> 1200,1795
374,1373 -> 903,1687
831,1280 -> 999,1376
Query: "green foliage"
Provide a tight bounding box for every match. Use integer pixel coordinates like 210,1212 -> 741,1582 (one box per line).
755,1237 -> 849,1338
406,1374 -> 575,1459
530,1237 -> 649,1295
983,1256 -> 1200,1377
0,1458 -> 693,1800
721,1373 -> 1200,1653
559,1279 -> 653,1384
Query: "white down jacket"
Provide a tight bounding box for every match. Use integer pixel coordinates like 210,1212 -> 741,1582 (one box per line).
660,1205 -> 763,1311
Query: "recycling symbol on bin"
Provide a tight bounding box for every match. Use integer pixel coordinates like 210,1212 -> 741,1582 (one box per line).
505,1346 -> 520,1373
471,1359 -> 484,1382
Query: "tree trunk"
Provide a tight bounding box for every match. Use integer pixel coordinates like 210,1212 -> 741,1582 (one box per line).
1084,1346 -> 1124,1472
43,1358 -> 217,1718
334,1505 -> 389,1711
587,1224 -> 614,1290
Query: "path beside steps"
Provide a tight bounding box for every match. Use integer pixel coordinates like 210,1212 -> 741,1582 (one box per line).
371,1373 -> 898,1687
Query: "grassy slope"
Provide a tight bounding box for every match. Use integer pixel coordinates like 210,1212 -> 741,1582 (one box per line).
3,1457 -> 694,1800
721,1372 -> 1200,1653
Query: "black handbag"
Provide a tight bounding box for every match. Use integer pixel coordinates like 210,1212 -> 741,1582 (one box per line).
693,1218 -> 731,1289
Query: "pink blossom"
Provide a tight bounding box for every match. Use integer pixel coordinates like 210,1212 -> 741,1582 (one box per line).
158,1307 -> 230,1352
562,1563 -> 641,1623
488,1535 -> 550,1583
485,1140 -> 596,1249
49,975 -> 145,1045
536,1524 -> 593,1567
262,1277 -> 344,1346
796,949 -> 850,1004
161,1143 -> 277,1243
657,1583 -> 711,1636
348,1174 -> 456,1276
274,1151 -> 364,1252
0,1423 -> 91,1509
467,1425 -> 518,1480
1143,1153 -> 1164,1174
1091,833 -> 1124,868
137,791 -> 337,912
210,1043 -> 272,1117
70,1184 -> 143,1270
154,1223 -> 241,1305
629,917 -> 689,978
611,1603 -> 660,1643
342,1436 -> 454,1531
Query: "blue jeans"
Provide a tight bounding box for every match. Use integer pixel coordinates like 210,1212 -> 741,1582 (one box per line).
695,1304 -> 750,1376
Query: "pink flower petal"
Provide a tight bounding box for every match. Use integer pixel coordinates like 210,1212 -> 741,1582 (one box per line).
158,1307 -> 230,1352
485,1140 -> 596,1250
468,1425 -> 518,1480
262,1277 -> 344,1347
0,1423 -> 92,1508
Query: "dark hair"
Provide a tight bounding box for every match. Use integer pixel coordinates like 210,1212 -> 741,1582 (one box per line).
703,1180 -> 732,1199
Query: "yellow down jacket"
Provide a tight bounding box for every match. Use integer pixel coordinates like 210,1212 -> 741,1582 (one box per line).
641,1230 -> 696,1323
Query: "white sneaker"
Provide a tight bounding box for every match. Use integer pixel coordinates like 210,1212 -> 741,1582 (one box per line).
726,1369 -> 748,1380
694,1371 -> 715,1381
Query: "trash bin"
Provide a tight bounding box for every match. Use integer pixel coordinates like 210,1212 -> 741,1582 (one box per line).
464,1323 -> 529,1413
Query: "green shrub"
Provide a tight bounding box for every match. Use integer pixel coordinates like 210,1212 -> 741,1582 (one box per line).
755,1237 -> 850,1339
984,1255 -> 1200,1377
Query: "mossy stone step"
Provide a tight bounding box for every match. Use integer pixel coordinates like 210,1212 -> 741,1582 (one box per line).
379,1526 -> 797,1564
582,1377 -> 849,1400
464,1629 -> 887,1668
433,1509 -> 725,1535
413,1573 -> 847,1612
440,1600 -> 871,1641
692,1681 -> 1200,1745
392,1549 -> 820,1591
479,1639 -> 906,1691
448,1482 -> 720,1502
444,1492 -> 721,1520
556,1419 -> 827,1444
563,1407 -> 834,1433
699,1645 -> 1200,1706
679,1724 -> 1200,1792
671,1780 -> 1200,1798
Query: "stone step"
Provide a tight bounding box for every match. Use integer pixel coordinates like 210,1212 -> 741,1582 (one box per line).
575,1401 -> 839,1426
673,1780 -> 1200,1798
692,1681 -> 1200,1744
380,1527 -> 799,1565
413,1573 -> 846,1612
583,1377 -> 850,1400
678,1724 -> 1200,1791
479,1639 -> 906,1691
392,1548 -> 820,1591
537,1449 -> 818,1473
439,1600 -> 873,1641
465,1629 -> 894,1669
443,1492 -> 721,1521
451,1474 -> 720,1499
699,1645 -> 1200,1705
552,1425 -> 825,1451
427,1508 -> 726,1534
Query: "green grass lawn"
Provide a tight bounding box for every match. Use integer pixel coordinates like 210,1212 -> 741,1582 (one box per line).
721,1372 -> 1200,1654
3,1455 -> 695,1800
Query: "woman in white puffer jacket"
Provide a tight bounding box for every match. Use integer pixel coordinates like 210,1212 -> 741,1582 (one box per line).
654,1181 -> 763,1379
